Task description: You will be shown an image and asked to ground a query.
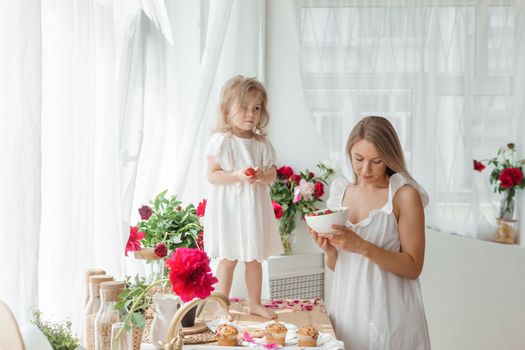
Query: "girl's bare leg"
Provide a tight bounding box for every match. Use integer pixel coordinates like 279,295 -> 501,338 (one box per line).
215,259 -> 237,320
245,260 -> 276,319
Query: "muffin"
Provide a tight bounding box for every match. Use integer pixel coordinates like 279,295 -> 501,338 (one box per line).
265,321 -> 288,346
216,324 -> 238,346
297,325 -> 319,347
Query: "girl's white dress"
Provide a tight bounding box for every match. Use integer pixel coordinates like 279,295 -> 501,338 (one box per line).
326,173 -> 431,350
203,132 -> 284,262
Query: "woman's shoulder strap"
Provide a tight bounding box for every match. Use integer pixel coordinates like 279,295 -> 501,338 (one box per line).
389,173 -> 429,208
326,177 -> 349,209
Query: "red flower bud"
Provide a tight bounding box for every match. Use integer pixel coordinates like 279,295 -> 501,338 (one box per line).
197,199 -> 207,217
154,242 -> 168,258
314,181 -> 325,198
272,201 -> 283,219
138,205 -> 153,220
289,174 -> 301,186
473,160 -> 485,172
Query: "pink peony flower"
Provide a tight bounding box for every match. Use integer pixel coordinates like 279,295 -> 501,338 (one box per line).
165,248 -> 218,302
297,179 -> 315,201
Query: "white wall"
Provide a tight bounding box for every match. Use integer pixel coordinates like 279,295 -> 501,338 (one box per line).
421,229 -> 525,350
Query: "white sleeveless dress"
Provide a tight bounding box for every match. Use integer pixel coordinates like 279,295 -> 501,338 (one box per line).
203,132 -> 284,262
326,173 -> 431,350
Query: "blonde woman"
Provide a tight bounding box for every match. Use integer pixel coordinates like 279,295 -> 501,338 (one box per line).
204,75 -> 283,319
308,116 -> 431,349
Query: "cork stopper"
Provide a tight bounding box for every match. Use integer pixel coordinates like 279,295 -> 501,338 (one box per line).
89,275 -> 114,285
85,269 -> 106,305
100,281 -> 126,302
85,268 -> 106,280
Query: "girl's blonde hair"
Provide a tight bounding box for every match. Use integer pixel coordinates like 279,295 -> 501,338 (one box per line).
346,116 -> 413,184
214,75 -> 269,137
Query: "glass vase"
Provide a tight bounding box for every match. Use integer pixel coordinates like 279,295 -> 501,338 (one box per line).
495,218 -> 518,244
281,233 -> 292,254
498,191 -> 515,220
109,322 -> 131,350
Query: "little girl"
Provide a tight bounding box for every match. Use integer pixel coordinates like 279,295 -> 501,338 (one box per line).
203,75 -> 283,319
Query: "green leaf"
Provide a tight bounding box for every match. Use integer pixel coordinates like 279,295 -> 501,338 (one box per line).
132,312 -> 145,329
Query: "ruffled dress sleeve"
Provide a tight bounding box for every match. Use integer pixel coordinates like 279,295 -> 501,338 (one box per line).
205,133 -> 234,171
261,138 -> 277,169
326,177 -> 349,209
389,173 -> 429,208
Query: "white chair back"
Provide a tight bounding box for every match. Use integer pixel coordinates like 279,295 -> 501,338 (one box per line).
0,300 -> 25,350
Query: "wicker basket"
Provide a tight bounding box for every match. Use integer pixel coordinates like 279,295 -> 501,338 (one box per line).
132,326 -> 143,350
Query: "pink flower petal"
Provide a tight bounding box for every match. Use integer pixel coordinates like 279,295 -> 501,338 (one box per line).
242,332 -> 253,342
263,343 -> 279,349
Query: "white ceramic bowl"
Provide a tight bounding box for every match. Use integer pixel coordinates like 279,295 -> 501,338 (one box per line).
304,207 -> 349,234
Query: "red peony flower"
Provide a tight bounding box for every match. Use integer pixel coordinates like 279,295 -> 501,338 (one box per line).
277,166 -> 294,179
499,167 -> 523,189
197,199 -> 207,217
473,160 -> 485,172
272,201 -> 283,219
309,172 -> 315,179
138,205 -> 153,220
125,226 -> 145,256
197,231 -> 204,250
289,174 -> 301,186
165,248 -> 218,302
154,242 -> 168,258
314,181 -> 324,198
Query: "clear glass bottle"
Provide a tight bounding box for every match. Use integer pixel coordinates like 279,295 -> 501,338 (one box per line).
83,275 -> 114,350
94,281 -> 126,350
110,322 -> 131,350
85,268 -> 106,306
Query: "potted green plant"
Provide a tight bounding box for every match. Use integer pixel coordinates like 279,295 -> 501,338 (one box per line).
114,276 -> 152,349
125,190 -> 204,282
31,309 -> 80,350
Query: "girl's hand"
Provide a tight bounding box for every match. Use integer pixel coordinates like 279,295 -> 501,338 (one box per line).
252,166 -> 264,183
324,224 -> 368,255
238,167 -> 256,184
307,226 -> 337,257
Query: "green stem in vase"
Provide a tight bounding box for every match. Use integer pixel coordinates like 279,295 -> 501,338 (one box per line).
113,278 -> 169,347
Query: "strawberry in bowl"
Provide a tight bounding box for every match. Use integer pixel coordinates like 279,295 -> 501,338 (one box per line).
305,207 -> 349,234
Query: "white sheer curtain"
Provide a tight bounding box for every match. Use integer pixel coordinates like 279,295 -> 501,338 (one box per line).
169,0 -> 266,204
0,0 -> 42,321
299,0 -> 525,243
1,0 -> 267,326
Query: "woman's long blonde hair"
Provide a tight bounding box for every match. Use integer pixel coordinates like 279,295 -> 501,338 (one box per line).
214,75 -> 269,137
346,116 -> 413,184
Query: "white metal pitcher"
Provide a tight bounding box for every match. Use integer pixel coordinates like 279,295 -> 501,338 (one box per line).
150,294 -> 181,348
